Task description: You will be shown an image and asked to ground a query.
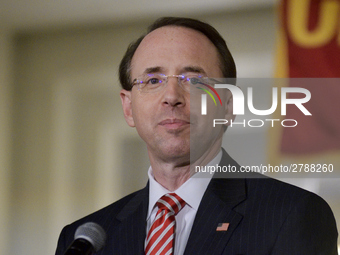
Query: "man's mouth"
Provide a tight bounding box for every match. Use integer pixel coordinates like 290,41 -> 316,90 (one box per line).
158,118 -> 190,129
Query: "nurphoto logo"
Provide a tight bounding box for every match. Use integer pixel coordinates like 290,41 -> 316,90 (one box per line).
200,83 -> 312,128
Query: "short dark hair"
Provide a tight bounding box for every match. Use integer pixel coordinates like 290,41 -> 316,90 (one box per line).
119,17 -> 236,90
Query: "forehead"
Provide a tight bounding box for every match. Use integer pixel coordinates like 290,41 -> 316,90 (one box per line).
130,26 -> 221,77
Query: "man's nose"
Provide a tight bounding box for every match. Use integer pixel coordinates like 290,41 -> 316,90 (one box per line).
161,77 -> 186,107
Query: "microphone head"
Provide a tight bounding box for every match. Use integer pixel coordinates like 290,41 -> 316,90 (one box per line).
74,222 -> 106,252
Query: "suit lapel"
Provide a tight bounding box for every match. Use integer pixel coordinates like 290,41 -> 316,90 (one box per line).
113,185 -> 149,255
184,150 -> 247,255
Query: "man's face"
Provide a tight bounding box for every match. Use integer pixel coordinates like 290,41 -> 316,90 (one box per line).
120,26 -> 232,164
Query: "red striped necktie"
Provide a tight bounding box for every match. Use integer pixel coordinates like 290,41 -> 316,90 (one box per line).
145,193 -> 186,255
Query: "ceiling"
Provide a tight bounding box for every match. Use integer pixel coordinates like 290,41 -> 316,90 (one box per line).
1,0 -> 277,31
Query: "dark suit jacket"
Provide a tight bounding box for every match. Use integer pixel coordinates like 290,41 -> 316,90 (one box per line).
55,149 -> 338,254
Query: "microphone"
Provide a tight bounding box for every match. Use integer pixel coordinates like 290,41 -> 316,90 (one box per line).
64,222 -> 107,255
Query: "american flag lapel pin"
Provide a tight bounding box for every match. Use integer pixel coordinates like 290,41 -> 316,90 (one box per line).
216,223 -> 229,231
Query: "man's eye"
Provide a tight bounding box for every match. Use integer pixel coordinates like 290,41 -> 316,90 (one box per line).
146,78 -> 161,85
182,76 -> 202,86
189,77 -> 201,85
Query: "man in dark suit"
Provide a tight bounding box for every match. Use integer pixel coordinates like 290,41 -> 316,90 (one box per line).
56,17 -> 338,254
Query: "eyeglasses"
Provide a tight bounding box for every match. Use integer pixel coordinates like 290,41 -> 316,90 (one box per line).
131,73 -> 217,93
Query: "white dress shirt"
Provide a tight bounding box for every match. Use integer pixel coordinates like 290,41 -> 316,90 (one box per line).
146,150 -> 222,255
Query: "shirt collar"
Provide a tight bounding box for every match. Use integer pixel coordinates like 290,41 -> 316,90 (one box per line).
147,150 -> 222,219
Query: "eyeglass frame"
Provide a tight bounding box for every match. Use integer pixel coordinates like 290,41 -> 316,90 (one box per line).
131,73 -> 216,93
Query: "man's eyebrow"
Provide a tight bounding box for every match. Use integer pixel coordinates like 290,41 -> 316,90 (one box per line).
144,66 -> 164,74
182,66 -> 207,75
142,66 -> 207,75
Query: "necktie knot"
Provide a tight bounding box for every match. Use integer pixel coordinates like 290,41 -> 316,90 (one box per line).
157,193 -> 185,216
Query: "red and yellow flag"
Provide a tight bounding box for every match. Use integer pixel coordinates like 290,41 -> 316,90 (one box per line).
271,0 -> 340,164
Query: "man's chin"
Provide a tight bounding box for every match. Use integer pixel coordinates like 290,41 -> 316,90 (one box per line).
157,144 -> 190,162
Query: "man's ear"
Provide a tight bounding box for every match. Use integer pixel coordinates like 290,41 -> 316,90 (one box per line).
120,89 -> 135,127
225,90 -> 236,126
